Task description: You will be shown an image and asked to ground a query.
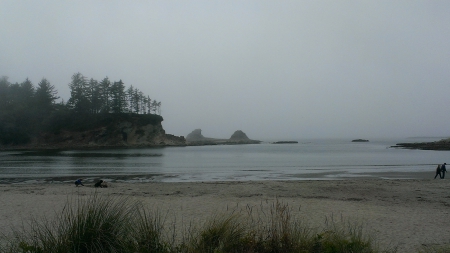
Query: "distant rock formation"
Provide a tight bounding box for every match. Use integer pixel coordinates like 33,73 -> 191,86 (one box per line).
185,129 -> 260,145
186,129 -> 205,141
230,130 -> 250,140
272,141 -> 298,144
352,139 -> 369,142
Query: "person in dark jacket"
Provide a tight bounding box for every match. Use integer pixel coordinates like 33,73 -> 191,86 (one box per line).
434,165 -> 442,179
75,179 -> 84,187
441,163 -> 447,179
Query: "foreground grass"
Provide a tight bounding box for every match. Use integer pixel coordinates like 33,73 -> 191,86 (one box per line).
2,195 -> 395,253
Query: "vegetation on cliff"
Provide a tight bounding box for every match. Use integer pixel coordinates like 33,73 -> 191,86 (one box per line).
0,74 -> 164,146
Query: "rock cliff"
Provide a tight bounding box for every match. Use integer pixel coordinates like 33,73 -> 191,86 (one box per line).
2,114 -> 186,149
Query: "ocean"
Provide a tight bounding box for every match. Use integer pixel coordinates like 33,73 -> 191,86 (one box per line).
0,137 -> 448,183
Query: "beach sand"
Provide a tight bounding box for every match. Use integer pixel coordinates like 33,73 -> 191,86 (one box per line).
1,179 -> 450,252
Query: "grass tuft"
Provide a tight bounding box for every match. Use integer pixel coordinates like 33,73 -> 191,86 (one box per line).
2,196 -> 400,253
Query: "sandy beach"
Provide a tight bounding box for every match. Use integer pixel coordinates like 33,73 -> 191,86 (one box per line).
1,179 -> 450,252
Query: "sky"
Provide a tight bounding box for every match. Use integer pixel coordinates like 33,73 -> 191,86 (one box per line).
1,1 -> 450,140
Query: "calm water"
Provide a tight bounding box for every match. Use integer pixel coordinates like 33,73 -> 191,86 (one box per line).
0,138 -> 448,183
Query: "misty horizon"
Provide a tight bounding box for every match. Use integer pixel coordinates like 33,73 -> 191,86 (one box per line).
2,1 -> 450,140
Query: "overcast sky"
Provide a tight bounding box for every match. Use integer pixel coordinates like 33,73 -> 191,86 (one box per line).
1,1 -> 450,140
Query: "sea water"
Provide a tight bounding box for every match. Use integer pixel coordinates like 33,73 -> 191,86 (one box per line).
0,138 -> 448,183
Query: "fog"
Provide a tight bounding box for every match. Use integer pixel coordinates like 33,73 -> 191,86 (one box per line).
2,1 -> 450,140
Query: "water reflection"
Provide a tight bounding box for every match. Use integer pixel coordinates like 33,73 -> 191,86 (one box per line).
11,151 -> 163,158
0,148 -> 165,180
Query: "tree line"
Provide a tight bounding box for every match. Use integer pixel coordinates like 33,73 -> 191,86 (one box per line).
0,73 -> 162,145
67,73 -> 161,115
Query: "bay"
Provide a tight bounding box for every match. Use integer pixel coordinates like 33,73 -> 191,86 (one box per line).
0,138 -> 448,183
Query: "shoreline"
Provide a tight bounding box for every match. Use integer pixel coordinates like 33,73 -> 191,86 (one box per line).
0,170 -> 438,184
1,179 -> 450,252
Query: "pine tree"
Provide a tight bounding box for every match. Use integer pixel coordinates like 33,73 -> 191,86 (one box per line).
110,80 -> 127,113
68,73 -> 90,113
35,78 -> 59,113
99,77 -> 111,113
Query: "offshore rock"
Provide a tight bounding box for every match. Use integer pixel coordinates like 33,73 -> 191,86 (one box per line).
186,129 -> 260,146
230,130 -> 250,140
186,129 -> 205,141
352,139 -> 369,142
272,141 -> 298,144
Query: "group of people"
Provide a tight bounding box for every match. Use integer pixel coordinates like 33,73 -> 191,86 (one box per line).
434,163 -> 447,179
75,179 -> 108,188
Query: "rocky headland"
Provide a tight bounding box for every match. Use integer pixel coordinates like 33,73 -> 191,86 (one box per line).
186,129 -> 261,145
0,114 -> 186,150
392,137 -> 450,150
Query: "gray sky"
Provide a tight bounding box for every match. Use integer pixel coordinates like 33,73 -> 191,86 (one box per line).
2,1 -> 450,140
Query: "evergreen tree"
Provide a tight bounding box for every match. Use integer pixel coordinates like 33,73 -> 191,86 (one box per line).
151,100 -> 158,114
146,96 -> 152,114
35,78 -> 59,112
156,101 -> 161,115
110,80 -> 127,113
68,73 -> 90,113
99,77 -> 111,113
133,88 -> 140,113
7,82 -> 21,109
126,85 -> 135,113
0,76 -> 10,113
88,78 -> 101,114
20,78 -> 35,108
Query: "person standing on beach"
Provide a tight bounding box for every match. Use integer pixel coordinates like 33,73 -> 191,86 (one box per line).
434,164 -> 442,179
441,163 -> 447,179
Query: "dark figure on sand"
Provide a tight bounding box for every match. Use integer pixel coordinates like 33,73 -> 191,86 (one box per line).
75,179 -> 84,187
434,165 -> 442,179
441,163 -> 447,179
94,180 -> 107,188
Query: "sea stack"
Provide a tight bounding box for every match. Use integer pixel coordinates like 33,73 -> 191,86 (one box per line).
229,130 -> 250,140
186,129 -> 205,142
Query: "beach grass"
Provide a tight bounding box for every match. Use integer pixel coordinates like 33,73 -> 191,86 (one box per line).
1,195 -> 396,253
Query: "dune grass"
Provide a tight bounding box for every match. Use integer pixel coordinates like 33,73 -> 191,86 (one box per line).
1,195 -> 396,253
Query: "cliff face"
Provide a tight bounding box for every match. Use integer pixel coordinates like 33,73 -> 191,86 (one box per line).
5,114 -> 186,149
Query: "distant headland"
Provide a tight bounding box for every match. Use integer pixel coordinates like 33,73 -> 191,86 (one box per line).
392,137 -> 450,150
186,129 -> 261,145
